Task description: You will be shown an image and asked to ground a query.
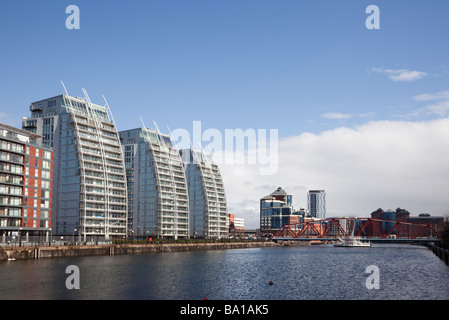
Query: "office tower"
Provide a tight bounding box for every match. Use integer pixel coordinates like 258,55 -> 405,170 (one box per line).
0,123 -> 53,241
22,93 -> 127,240
120,127 -> 189,239
179,149 -> 228,239
260,186 -> 300,233
307,190 -> 326,220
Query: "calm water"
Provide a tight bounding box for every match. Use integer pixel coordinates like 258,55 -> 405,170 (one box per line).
0,243 -> 448,300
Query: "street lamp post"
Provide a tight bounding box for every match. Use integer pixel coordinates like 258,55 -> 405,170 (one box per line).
73,228 -> 77,245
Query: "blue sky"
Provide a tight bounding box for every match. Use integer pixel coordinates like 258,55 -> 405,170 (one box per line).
2,1 -> 449,227
1,0 -> 448,137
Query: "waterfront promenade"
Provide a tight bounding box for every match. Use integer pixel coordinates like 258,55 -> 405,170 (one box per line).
0,240 -> 278,261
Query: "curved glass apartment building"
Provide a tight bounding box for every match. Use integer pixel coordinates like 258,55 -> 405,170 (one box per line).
180,149 -> 228,239
120,127 -> 189,239
22,94 -> 127,240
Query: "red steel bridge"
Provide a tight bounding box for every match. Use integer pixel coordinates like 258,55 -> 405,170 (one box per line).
271,217 -> 440,242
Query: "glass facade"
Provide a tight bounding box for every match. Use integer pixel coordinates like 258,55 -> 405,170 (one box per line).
22,95 -> 127,240
260,199 -> 293,230
120,128 -> 189,239
260,187 -> 301,232
180,149 -> 228,239
307,190 -> 326,220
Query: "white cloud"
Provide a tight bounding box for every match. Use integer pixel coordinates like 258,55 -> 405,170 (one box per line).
413,90 -> 449,101
409,90 -> 449,117
370,67 -> 428,82
424,101 -> 449,117
322,112 -> 375,120
220,118 -> 449,229
322,113 -> 353,119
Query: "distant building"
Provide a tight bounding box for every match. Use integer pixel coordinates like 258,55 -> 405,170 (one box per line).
0,123 -> 53,240
229,213 -> 244,232
120,127 -> 189,240
260,187 -> 301,233
371,208 -> 404,233
407,212 -> 444,236
408,213 -> 444,226
294,208 -> 308,219
307,190 -> 326,219
234,217 -> 244,231
180,149 -> 228,239
371,207 -> 443,237
371,207 -> 411,221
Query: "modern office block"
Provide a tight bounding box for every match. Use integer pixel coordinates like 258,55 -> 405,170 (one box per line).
180,149 -> 228,239
307,190 -> 326,220
120,127 -> 189,239
22,94 -> 127,240
229,214 -> 244,232
0,123 -> 53,240
260,186 -> 300,232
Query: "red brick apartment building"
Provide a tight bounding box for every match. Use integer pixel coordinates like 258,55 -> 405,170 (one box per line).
0,123 -> 53,242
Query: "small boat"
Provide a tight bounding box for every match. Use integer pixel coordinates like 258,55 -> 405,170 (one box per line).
333,237 -> 371,247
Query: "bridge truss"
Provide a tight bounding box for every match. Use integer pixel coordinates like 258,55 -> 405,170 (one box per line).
272,217 -> 439,241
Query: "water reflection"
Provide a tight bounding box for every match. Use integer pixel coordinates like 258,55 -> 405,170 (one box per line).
0,244 -> 448,300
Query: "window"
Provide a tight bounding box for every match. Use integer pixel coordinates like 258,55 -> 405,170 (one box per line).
42,160 -> 50,169
11,164 -> 23,174
8,208 -> 21,217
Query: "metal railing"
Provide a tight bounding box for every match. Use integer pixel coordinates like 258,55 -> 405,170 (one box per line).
0,235 -> 112,247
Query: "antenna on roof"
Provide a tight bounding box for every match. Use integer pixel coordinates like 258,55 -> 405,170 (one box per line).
102,95 -> 110,109
61,81 -> 69,96
166,125 -> 174,139
103,95 -> 119,129
153,121 -> 160,133
139,116 -> 147,130
199,142 -> 205,153
81,88 -> 92,104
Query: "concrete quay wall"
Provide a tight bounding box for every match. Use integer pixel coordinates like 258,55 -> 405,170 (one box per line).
427,243 -> 449,265
0,241 -> 277,261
